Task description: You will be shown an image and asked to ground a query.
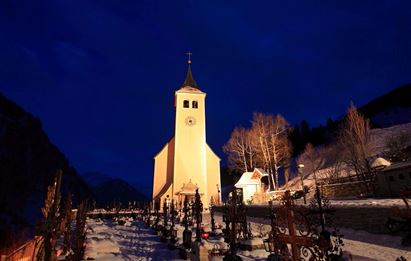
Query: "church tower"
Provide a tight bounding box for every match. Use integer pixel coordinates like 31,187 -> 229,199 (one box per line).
152,57 -> 221,208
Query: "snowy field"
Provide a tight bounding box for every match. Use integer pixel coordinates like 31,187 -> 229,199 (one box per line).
84,213 -> 410,261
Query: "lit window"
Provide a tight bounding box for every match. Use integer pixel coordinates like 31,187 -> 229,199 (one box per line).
183,100 -> 189,108
192,101 -> 198,109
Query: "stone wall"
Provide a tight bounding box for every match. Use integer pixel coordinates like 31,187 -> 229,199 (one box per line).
216,204 -> 401,235
319,181 -> 376,198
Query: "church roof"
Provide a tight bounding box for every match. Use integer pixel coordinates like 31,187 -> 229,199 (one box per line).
180,63 -> 200,90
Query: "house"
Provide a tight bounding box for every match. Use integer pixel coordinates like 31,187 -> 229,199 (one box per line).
375,158 -> 411,197
234,168 -> 269,204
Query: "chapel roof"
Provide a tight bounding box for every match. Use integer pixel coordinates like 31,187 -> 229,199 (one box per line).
235,172 -> 260,187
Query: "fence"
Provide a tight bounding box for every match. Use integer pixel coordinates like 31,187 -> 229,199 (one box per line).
0,236 -> 43,261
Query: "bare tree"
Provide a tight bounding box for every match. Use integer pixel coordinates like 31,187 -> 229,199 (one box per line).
223,113 -> 292,190
251,113 -> 292,190
318,144 -> 345,183
223,127 -> 256,173
297,143 -> 326,185
267,114 -> 292,188
337,103 -> 375,191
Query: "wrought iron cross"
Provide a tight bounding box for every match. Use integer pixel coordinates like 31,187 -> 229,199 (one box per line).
276,191 -> 314,261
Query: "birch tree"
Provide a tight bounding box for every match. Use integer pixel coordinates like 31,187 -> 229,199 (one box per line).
337,103 -> 375,183
251,113 -> 292,190
251,113 -> 273,187
223,127 -> 256,172
224,113 -> 292,190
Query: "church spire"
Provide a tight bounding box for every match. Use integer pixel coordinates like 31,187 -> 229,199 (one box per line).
181,52 -> 199,89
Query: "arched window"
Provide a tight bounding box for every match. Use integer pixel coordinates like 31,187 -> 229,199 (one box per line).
183,100 -> 189,108
192,101 -> 198,109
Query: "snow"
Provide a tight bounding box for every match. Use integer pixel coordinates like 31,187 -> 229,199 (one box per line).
209,214 -> 411,261
282,122 -> 411,195
371,122 -> 411,154
327,198 -> 408,207
249,197 -> 408,208
84,217 -> 184,261
84,213 -> 411,261
341,228 -> 411,261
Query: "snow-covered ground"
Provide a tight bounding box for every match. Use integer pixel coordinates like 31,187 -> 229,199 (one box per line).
84,213 -> 410,261
85,218 -> 183,261
327,198 -> 408,208
233,215 -> 411,261
252,198 -> 408,208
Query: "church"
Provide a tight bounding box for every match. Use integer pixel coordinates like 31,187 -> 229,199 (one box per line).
152,58 -> 221,209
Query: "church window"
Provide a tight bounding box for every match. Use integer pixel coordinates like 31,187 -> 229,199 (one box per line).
192,101 -> 198,109
183,100 -> 189,108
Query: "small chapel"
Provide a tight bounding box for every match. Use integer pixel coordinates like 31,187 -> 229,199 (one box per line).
152,57 -> 221,209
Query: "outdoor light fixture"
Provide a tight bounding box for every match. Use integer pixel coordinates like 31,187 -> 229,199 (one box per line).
297,163 -> 307,204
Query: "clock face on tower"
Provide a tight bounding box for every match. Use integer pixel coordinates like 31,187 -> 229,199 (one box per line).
185,116 -> 196,126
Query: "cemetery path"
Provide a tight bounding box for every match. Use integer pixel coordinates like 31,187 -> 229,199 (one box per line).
84,218 -> 183,261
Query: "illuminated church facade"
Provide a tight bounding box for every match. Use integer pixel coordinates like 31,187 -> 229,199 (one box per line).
152,60 -> 221,208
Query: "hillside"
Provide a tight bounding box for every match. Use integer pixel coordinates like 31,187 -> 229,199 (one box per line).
94,178 -> 148,207
0,93 -> 92,246
360,83 -> 411,127
290,83 -> 411,155
82,171 -> 113,187
284,122 -> 411,193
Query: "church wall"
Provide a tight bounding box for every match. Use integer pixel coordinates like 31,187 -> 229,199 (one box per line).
152,138 -> 174,201
206,145 -> 221,205
158,185 -> 173,210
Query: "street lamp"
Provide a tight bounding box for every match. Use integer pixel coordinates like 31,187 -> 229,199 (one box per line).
297,163 -> 307,204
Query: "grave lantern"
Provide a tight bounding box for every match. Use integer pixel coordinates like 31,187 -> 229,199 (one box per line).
182,196 -> 192,249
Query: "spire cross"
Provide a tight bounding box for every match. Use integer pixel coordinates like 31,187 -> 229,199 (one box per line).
186,51 -> 192,64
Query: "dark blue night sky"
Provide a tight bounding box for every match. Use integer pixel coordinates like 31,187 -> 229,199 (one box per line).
1,1 -> 410,193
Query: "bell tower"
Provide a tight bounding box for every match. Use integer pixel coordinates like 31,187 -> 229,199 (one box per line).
173,60 -> 207,200
152,55 -> 221,208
